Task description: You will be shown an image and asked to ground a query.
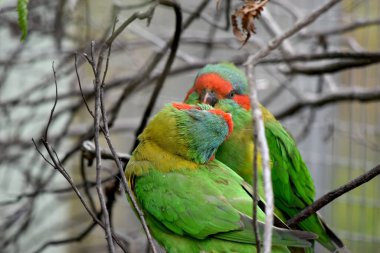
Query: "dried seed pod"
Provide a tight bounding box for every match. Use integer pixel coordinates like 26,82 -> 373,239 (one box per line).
230,0 -> 269,46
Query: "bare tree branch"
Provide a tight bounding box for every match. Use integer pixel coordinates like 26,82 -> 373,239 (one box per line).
304,18 -> 380,37
246,63 -> 273,253
285,58 -> 380,75
260,51 -> 380,63
275,87 -> 380,119
92,37 -> 116,252
287,164 -> 380,226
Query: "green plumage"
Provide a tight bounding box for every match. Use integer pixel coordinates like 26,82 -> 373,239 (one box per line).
125,103 -> 316,253
264,115 -> 338,250
184,63 -> 346,252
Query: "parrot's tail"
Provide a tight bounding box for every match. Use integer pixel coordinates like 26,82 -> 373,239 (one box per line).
318,214 -> 349,253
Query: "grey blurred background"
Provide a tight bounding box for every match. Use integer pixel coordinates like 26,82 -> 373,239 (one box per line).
0,0 -> 379,252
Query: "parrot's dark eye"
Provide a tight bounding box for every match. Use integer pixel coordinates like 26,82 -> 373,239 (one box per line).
226,90 -> 235,99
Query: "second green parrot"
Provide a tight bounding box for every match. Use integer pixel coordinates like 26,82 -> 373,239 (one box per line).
184,63 -> 346,253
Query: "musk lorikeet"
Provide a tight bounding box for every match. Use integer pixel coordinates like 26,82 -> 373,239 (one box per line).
125,102 -> 317,253
184,63 -> 346,253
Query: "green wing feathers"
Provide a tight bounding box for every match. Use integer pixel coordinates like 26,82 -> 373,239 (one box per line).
264,118 -> 344,252
128,159 -> 316,250
133,166 -> 242,239
264,119 -> 315,209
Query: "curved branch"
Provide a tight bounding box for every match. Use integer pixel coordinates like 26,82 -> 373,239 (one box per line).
132,0 -> 183,150
260,51 -> 380,63
275,87 -> 380,119
287,165 -> 380,226
285,58 -> 380,75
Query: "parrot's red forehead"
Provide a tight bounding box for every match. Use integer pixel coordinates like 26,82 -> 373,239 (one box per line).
193,73 -> 233,97
185,73 -> 251,111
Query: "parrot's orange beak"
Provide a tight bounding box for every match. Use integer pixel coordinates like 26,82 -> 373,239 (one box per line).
201,90 -> 218,106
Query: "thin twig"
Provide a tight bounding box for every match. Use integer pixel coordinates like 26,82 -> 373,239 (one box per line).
96,19 -> 120,232
32,139 -> 54,168
44,62 -> 59,140
101,3 -> 157,57
75,53 -> 94,117
101,18 -> 118,87
93,39 -> 116,253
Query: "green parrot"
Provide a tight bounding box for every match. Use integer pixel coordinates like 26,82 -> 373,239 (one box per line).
184,63 -> 346,253
125,102 -> 317,253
